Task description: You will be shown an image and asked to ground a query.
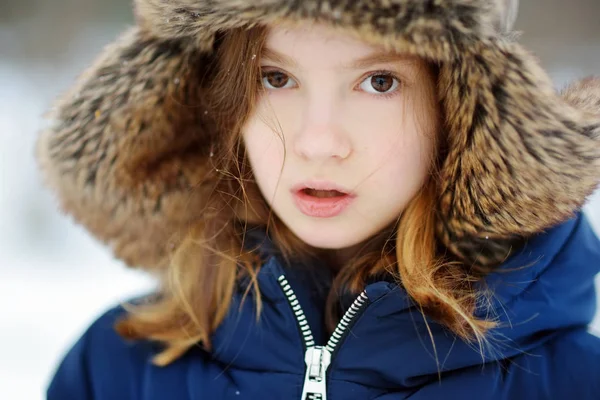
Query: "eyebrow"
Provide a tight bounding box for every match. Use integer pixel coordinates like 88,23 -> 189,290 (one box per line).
260,47 -> 414,70
261,47 -> 298,68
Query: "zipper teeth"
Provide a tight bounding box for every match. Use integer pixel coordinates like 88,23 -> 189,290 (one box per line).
325,291 -> 368,353
277,274 -> 370,354
277,275 -> 315,348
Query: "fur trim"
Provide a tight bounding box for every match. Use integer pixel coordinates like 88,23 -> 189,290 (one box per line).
37,28 -> 215,269
562,77 -> 600,120
133,0 -> 498,49
37,0 -> 600,269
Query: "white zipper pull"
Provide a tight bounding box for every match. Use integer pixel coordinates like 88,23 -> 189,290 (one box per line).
300,346 -> 332,400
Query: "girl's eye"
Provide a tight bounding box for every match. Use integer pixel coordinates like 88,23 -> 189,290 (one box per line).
359,73 -> 400,95
262,71 -> 296,89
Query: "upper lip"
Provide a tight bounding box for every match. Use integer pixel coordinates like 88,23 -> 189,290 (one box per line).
291,180 -> 355,196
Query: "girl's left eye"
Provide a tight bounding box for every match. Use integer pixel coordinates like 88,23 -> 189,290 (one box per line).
359,73 -> 400,95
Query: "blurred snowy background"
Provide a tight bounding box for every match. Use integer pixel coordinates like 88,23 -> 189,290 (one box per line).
0,1 -> 599,399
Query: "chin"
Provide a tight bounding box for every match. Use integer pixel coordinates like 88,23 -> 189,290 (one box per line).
290,222 -> 369,250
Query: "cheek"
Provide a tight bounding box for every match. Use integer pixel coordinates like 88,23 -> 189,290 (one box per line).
242,111 -> 286,197
353,102 -> 434,193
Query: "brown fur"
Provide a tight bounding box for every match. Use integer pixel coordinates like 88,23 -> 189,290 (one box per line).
562,76 -> 600,122
37,0 -> 600,270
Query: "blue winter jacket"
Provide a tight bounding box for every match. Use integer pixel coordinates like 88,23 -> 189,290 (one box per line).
48,213 -> 600,399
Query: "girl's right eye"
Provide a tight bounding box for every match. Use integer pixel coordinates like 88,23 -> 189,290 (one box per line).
261,70 -> 297,90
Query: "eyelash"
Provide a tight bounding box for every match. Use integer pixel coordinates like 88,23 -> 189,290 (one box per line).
259,68 -> 403,99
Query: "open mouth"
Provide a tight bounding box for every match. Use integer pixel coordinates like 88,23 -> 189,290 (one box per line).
301,188 -> 348,198
292,183 -> 355,218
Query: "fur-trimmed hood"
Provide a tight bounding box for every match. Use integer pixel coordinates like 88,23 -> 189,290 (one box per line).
37,0 -> 600,269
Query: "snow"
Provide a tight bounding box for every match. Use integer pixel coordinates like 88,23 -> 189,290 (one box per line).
1,31 -> 599,400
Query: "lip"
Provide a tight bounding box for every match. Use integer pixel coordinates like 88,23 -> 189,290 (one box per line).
291,180 -> 356,218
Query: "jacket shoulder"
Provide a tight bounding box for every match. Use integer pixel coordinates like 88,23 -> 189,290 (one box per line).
47,304 -> 154,400
536,329 -> 600,397
498,329 -> 600,399
406,329 -> 600,400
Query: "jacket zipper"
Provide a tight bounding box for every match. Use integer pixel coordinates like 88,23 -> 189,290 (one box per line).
277,275 -> 369,400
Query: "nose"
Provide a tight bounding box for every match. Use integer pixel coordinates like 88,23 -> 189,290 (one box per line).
292,95 -> 352,161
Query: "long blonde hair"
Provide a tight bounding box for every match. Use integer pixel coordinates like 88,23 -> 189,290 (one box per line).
116,25 -> 496,366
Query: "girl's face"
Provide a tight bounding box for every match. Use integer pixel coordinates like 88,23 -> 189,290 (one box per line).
243,24 -> 439,250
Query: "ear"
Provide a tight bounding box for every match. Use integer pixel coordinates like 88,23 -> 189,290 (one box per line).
436,40 -> 600,266
37,27 -> 216,269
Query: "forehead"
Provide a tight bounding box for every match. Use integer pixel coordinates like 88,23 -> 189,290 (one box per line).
266,23 -> 372,48
264,23 -> 380,59
263,23 -> 423,71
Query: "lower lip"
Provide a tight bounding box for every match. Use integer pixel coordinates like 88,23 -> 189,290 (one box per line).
292,190 -> 355,218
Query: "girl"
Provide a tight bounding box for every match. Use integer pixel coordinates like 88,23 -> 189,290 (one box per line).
39,0 -> 600,399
